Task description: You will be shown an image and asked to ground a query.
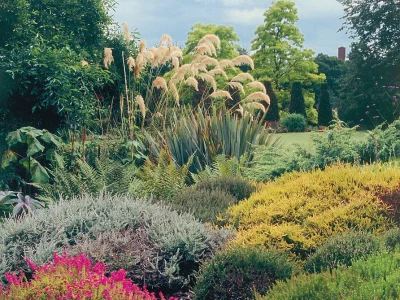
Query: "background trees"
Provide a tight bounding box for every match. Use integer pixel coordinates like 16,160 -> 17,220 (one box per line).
337,0 -> 400,126
251,0 -> 325,123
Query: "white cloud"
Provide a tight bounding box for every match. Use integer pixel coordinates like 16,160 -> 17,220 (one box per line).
224,8 -> 265,25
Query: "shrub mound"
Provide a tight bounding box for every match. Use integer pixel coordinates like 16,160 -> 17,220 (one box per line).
0,193 -> 228,294
195,177 -> 256,201
169,187 -> 237,223
304,231 -> 380,273
263,252 -> 400,299
0,253 -> 176,300
193,247 -> 294,300
228,164 -> 399,257
169,177 -> 256,223
281,113 -> 307,132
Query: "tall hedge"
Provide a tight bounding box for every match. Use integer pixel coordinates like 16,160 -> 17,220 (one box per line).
318,83 -> 333,126
289,82 -> 307,118
264,81 -> 280,122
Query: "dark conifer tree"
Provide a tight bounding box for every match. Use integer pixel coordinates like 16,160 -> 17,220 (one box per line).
318,83 -> 333,126
289,82 -> 307,118
264,81 -> 280,122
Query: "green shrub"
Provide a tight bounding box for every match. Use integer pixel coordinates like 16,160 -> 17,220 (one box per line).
384,227 -> 400,251
0,193 -> 229,294
304,231 -> 380,273
194,247 -> 294,300
169,187 -> 238,223
195,176 -> 256,201
263,252 -> 400,299
281,113 -> 307,132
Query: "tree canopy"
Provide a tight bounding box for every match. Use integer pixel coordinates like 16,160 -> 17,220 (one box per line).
251,0 -> 325,88
184,23 -> 240,59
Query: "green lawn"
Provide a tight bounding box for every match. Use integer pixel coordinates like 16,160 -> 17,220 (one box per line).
274,131 -> 368,149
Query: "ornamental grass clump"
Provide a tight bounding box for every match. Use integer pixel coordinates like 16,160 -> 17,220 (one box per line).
228,163 -> 400,258
0,253 -> 176,300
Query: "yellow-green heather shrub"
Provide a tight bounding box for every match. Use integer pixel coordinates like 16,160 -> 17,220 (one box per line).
227,163 -> 400,257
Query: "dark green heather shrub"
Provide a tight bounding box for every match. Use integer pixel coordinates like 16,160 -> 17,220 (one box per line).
194,247 -> 294,300
304,231 -> 380,274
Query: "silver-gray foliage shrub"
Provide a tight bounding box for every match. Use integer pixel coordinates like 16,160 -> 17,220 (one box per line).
0,193 -> 229,291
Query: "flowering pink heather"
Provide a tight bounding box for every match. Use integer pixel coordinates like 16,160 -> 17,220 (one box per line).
1,253 -> 178,300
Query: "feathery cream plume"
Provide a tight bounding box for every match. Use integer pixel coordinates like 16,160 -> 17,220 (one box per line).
159,34 -> 173,47
235,104 -> 244,117
135,53 -> 145,78
190,63 -> 201,76
201,57 -> 219,68
153,46 -> 168,67
232,55 -> 255,70
245,92 -> 270,105
139,40 -> 147,54
245,102 -> 266,113
185,77 -> 199,91
219,59 -> 235,70
143,51 -> 155,62
210,90 -> 232,100
172,57 -> 180,71
127,57 -> 135,71
119,94 -> 124,118
172,64 -> 190,82
122,22 -> 131,44
169,81 -> 180,106
231,73 -> 254,83
195,44 -> 213,57
170,46 -> 181,52
135,95 -> 146,120
199,34 -> 221,49
81,60 -> 89,67
228,82 -> 245,94
201,40 -> 217,56
152,77 -> 169,91
169,50 -> 183,59
208,68 -> 228,79
197,63 -> 208,73
246,81 -> 267,93
199,73 -> 217,91
193,55 -> 208,63
103,48 -> 114,69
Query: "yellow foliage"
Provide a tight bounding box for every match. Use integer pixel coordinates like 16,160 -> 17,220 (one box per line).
228,163 -> 400,257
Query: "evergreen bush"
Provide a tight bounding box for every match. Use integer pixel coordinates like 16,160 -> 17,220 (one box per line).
194,247 -> 294,300
264,81 -> 280,122
229,164 -> 399,258
263,252 -> 400,299
289,82 -> 307,118
304,231 -> 380,273
317,83 -> 333,126
281,113 -> 307,132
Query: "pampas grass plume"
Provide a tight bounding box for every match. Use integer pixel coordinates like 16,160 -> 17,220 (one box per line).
122,22 -> 131,44
135,95 -> 146,120
245,102 -> 266,113
228,82 -> 245,94
232,55 -> 255,70
199,73 -> 217,92
139,40 -> 147,54
210,90 -> 232,100
153,77 -> 169,91
127,57 -> 135,71
208,68 -> 228,79
246,92 -> 270,105
103,48 -> 114,69
185,77 -> 199,91
231,73 -> 254,83
246,81 -> 266,94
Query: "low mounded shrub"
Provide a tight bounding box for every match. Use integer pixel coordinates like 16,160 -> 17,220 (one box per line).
195,177 -> 256,201
228,164 -> 399,258
384,227 -> 400,252
194,247 -> 294,300
263,252 -> 400,299
281,114 -> 307,132
304,231 -> 380,274
0,193 -> 229,294
169,187 -> 238,223
0,253 -> 176,300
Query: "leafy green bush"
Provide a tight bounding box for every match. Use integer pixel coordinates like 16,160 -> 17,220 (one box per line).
195,176 -> 256,201
169,187 -> 238,223
263,252 -> 400,299
194,247 -> 294,300
0,193 -> 229,294
281,114 -> 307,132
304,231 -> 380,273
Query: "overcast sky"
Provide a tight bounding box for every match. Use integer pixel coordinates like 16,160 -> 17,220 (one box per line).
112,0 -> 353,57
